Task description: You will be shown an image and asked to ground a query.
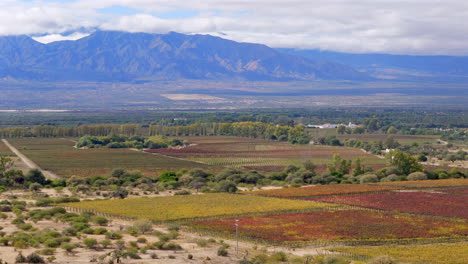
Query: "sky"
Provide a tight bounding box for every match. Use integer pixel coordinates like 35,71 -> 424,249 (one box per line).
3,0 -> 468,55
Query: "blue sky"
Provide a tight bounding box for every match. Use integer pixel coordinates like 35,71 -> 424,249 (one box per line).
5,0 -> 468,55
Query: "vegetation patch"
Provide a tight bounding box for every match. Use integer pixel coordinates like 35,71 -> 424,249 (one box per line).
63,193 -> 334,221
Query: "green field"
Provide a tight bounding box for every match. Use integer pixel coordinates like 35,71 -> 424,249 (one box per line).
8,138 -> 206,177
64,193 -> 335,221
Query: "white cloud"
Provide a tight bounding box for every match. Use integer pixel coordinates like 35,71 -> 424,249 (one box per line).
32,32 -> 90,44
2,0 -> 468,55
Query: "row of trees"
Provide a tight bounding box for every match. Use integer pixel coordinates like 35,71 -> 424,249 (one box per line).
0,122 -> 311,144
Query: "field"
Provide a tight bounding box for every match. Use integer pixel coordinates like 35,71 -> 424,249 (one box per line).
441,186 -> 468,195
376,178 -> 468,188
8,138 -> 206,177
189,209 -> 468,242
331,243 -> 468,264
310,191 -> 468,219
245,184 -> 398,198
337,134 -> 441,145
63,193 -> 335,222
0,140 -> 14,156
146,136 -> 385,171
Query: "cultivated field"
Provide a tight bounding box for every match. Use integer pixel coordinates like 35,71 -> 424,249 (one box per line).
310,191 -> 468,219
0,140 -> 14,156
8,138 -> 205,177
64,193 -> 335,222
337,134 -> 441,145
440,186 -> 468,195
245,184 -> 398,198
376,178 -> 468,188
146,136 -> 385,172
330,243 -> 468,264
190,209 -> 468,242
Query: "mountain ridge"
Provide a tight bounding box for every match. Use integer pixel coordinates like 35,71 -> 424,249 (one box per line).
0,31 -> 368,82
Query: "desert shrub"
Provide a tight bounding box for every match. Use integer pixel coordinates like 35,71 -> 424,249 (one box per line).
83,238 -> 98,249
100,239 -> 112,249
37,248 -> 55,256
61,243 -> 78,254
163,242 -> 182,250
93,227 -> 108,235
136,237 -> 147,243
81,228 -> 95,234
91,216 -> 109,226
26,253 -> 45,263
105,231 -> 123,240
271,251 -> 288,262
174,190 -> 191,195
217,246 -> 228,257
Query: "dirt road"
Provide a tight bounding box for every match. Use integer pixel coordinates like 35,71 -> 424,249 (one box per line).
1,139 -> 59,179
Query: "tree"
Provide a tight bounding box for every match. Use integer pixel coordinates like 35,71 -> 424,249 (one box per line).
386,126 -> 397,134
133,219 -> 153,234
25,169 -> 47,185
386,150 -> 423,175
353,158 -> 364,176
336,125 -> 346,135
158,171 -> 178,182
303,160 -> 317,172
384,136 -> 400,149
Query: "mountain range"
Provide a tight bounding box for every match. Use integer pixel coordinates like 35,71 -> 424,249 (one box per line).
0,31 -> 368,82
280,49 -> 468,82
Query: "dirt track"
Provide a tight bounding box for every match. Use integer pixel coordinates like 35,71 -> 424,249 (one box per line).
1,139 -> 59,179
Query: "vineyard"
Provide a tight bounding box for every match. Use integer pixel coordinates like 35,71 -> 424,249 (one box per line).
189,209 -> 468,242
245,184 -> 398,198
7,138 -> 205,177
310,191 -> 468,219
145,136 -> 385,171
331,243 -> 468,264
376,178 -> 468,188
63,193 -> 335,222
0,140 -> 14,157
337,134 -> 440,145
440,186 -> 468,195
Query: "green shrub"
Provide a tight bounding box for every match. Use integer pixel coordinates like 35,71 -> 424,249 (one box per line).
37,248 -> 56,256
217,246 -> 228,256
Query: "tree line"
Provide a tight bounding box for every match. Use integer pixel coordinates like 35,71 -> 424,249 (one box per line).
0,122 -> 311,144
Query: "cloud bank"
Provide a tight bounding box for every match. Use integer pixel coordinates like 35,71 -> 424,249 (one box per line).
2,0 -> 468,55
